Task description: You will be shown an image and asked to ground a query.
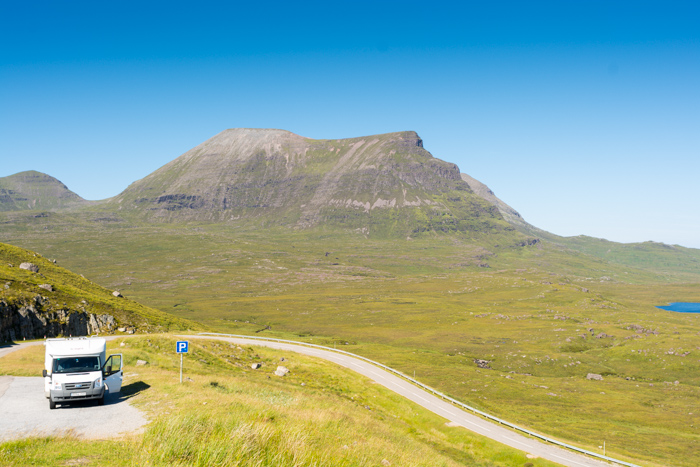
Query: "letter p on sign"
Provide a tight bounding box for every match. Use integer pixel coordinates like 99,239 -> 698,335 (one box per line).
176,341 -> 189,353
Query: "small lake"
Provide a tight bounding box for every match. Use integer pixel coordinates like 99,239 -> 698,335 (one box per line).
656,302 -> 700,313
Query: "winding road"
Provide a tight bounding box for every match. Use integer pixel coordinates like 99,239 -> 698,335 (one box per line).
181,334 -> 634,467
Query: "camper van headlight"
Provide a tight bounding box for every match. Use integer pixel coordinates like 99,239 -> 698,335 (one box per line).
94,378 -> 102,389
52,381 -> 62,390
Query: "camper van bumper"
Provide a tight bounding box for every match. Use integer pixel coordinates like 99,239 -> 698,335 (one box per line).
50,384 -> 104,402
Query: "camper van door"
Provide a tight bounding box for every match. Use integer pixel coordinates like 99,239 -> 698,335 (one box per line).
103,354 -> 123,393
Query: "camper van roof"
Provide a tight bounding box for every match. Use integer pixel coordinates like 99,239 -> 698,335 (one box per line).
45,337 -> 106,356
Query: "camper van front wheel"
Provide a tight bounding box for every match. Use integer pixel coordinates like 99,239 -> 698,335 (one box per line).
97,394 -> 104,406
49,399 -> 56,410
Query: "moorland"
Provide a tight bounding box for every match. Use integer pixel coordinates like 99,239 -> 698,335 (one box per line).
1,128 -> 699,466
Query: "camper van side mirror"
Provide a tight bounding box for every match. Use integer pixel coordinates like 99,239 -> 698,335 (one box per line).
104,365 -> 112,375
42,369 -> 48,378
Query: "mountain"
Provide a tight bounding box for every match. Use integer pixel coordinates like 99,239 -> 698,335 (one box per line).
0,171 -> 87,212
108,129 -> 515,237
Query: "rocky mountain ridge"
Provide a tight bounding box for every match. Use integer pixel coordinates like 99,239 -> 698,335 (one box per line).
0,130 -> 535,239
104,128 -> 511,236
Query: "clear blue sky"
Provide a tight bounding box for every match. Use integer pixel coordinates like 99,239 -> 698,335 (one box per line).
1,1 -> 698,248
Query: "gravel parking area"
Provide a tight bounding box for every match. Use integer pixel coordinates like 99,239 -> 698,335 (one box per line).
0,376 -> 147,441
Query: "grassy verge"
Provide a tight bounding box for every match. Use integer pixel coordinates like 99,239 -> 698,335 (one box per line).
0,336 -> 562,467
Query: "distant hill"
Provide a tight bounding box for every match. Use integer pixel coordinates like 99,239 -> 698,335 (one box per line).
0,171 -> 88,212
108,129 -> 515,237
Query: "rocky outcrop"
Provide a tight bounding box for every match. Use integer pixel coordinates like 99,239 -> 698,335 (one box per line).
19,262 -> 39,273
0,300 -> 116,342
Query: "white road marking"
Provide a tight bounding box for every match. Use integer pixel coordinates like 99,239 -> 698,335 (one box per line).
551,453 -> 591,467
503,435 -> 536,449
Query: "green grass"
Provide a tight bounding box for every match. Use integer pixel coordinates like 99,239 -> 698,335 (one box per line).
0,336 -> 563,467
0,217 -> 698,466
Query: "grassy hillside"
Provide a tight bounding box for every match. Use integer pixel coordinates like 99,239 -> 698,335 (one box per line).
1,219 -> 698,466
0,336 -> 562,467
0,242 -> 201,334
554,235 -> 700,277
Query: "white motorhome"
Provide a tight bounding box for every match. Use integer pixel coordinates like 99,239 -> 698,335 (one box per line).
43,337 -> 123,410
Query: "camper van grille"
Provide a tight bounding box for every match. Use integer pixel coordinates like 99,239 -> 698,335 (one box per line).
65,382 -> 92,390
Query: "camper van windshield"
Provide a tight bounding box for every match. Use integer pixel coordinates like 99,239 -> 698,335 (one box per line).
52,356 -> 100,373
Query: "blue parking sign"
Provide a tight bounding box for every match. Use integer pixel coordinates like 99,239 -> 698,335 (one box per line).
176,341 -> 189,353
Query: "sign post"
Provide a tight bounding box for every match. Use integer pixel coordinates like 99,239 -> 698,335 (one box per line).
176,341 -> 189,383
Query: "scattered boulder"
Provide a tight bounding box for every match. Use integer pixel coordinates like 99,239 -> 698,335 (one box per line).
118,327 -> 127,332
19,263 -> 39,273
275,366 -> 289,376
381,460 -> 391,466
136,360 -> 148,366
38,284 -> 53,292
112,291 -> 123,298
251,363 -> 262,370
586,373 -> 603,381
87,314 -> 115,334
474,359 -> 491,369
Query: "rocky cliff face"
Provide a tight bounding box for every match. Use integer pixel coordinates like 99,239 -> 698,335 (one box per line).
110,129 -> 511,236
0,296 -> 116,342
